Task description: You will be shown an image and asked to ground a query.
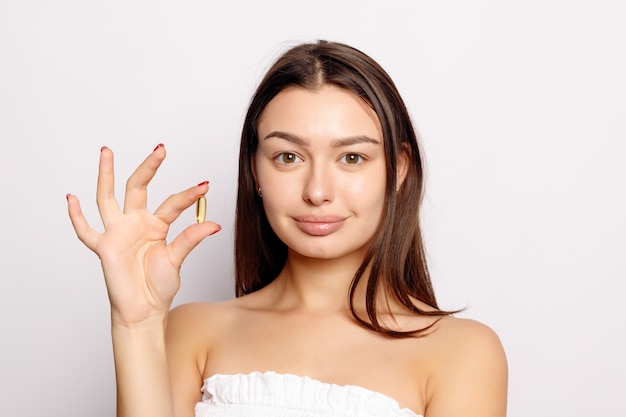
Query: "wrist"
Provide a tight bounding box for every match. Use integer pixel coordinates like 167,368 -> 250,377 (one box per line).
110,311 -> 168,332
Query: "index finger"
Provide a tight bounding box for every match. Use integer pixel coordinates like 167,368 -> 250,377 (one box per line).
123,144 -> 166,213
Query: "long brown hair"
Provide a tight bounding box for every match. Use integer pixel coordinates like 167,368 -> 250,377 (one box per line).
235,40 -> 450,337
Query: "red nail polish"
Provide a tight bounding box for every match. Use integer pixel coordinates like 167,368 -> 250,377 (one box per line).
210,226 -> 222,236
66,193 -> 71,201
197,181 -> 209,187
153,143 -> 164,152
100,146 -> 108,152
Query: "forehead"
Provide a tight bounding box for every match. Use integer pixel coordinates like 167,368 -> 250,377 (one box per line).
257,85 -> 382,141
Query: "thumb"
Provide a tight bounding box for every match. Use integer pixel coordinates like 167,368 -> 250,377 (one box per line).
168,222 -> 221,268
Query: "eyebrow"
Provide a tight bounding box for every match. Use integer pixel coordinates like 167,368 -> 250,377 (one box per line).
262,131 -> 380,147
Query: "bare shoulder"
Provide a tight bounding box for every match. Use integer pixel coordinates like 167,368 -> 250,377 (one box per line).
423,316 -> 508,417
168,301 -> 225,327
166,297 -> 257,349
430,316 -> 505,354
165,300 -> 242,414
429,317 -> 507,378
166,302 -> 221,368
166,300 -> 240,344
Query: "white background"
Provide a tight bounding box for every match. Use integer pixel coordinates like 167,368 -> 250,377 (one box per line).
1,1 -> 624,416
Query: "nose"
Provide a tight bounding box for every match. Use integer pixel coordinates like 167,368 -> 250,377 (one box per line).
302,162 -> 334,206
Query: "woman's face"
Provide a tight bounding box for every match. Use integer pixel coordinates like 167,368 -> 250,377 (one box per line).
254,85 -> 396,261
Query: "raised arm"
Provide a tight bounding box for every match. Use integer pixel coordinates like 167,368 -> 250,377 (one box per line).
67,145 -> 220,417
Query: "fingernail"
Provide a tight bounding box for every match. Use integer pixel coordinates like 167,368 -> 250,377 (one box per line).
197,181 -> 209,187
210,225 -> 222,236
153,143 -> 164,152
100,146 -> 108,152
66,193 -> 71,201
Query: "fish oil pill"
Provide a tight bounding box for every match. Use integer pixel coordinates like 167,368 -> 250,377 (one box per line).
195,195 -> 206,223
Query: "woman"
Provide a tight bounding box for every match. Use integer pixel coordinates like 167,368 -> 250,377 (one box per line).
67,40 -> 507,417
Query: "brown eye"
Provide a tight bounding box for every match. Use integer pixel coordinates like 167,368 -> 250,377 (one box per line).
277,152 -> 301,164
342,153 -> 363,165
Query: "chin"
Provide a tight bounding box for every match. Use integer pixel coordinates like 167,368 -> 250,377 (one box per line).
285,237 -> 371,262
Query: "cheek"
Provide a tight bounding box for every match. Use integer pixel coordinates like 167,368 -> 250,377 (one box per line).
342,168 -> 387,207
260,174 -> 301,203
257,172 -> 301,222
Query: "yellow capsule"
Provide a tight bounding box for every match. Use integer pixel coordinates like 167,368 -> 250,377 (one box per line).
195,195 -> 206,224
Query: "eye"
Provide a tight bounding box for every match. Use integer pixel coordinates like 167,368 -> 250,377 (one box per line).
275,152 -> 302,164
341,153 -> 364,165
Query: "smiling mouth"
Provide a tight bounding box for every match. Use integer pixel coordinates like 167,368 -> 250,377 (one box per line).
293,215 -> 347,236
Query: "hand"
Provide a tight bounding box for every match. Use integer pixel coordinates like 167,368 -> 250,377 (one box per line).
67,145 -> 221,326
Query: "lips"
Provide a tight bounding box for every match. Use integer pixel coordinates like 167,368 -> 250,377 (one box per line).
292,215 -> 347,236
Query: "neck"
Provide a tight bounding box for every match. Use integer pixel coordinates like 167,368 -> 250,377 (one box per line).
271,248 -> 370,313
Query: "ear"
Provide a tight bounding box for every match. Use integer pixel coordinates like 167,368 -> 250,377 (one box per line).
395,146 -> 409,191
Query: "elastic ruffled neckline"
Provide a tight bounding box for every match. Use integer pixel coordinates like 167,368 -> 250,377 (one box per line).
198,371 -> 421,417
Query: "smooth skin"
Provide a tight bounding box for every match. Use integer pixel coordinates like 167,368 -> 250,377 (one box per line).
68,86 -> 507,417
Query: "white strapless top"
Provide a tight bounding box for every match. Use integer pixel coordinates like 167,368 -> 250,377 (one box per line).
195,371 -> 422,417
